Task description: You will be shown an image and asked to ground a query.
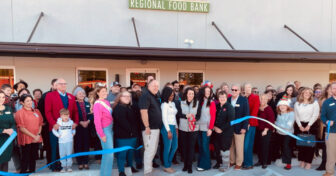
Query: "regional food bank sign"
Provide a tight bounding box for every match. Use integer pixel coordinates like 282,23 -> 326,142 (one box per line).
129,0 -> 210,13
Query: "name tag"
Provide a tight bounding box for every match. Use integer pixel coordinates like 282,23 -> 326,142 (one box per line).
235,104 -> 240,107
5,111 -> 11,115
34,113 -> 39,118
86,105 -> 90,108
330,103 -> 335,106
110,101 -> 114,104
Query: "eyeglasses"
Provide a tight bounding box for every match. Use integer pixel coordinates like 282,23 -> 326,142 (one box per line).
58,83 -> 67,85
231,89 -> 238,92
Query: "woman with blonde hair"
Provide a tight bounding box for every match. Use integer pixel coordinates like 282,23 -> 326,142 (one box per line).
294,88 -> 320,170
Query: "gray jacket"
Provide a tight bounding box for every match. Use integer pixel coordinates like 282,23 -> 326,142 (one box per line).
179,100 -> 200,132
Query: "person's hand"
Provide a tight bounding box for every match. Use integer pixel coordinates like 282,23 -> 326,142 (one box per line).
167,131 -> 173,139
240,129 -> 246,134
262,130 -> 267,136
33,135 -> 40,142
80,121 -> 85,127
72,123 -> 78,129
327,120 -> 334,126
145,127 -> 151,135
101,136 -> 106,143
304,125 -> 311,132
207,129 -> 213,136
186,114 -> 191,119
299,126 -> 305,132
214,127 -> 222,134
3,129 -> 13,136
53,124 -> 60,130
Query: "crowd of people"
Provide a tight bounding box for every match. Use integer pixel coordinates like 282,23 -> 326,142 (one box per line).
0,77 -> 335,176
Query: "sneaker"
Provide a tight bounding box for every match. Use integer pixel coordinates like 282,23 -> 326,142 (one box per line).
60,169 -> 66,173
196,167 -> 205,171
67,168 -> 73,172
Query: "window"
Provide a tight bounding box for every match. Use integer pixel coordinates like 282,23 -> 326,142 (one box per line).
330,72 -> 336,82
0,67 -> 15,88
77,68 -> 107,89
178,71 -> 204,86
126,69 -> 160,87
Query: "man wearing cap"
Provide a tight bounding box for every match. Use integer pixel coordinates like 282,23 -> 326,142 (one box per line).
107,81 -> 121,107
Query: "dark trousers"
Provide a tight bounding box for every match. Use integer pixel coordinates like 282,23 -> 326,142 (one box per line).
277,134 -> 292,164
0,162 -> 8,172
296,121 -> 317,164
49,132 -> 61,170
268,132 -> 280,164
214,132 -> 233,164
41,124 -> 51,164
74,125 -> 90,165
256,130 -> 272,165
20,143 -> 39,173
134,136 -> 143,165
180,131 -> 198,170
89,122 -> 102,160
12,140 -> 21,172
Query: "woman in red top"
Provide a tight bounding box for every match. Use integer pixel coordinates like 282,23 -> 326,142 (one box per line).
15,94 -> 43,173
254,94 -> 275,169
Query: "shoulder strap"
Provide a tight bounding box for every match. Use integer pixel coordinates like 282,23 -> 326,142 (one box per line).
95,100 -> 112,113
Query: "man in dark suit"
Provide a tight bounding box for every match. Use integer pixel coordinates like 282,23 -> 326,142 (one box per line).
228,84 -> 249,170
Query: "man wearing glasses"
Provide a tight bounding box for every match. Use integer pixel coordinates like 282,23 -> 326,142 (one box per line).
45,78 -> 79,172
228,84 -> 249,170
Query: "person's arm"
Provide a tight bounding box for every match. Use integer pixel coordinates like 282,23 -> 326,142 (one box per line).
140,110 -> 150,128
139,94 -> 151,129
208,101 -> 216,130
44,93 -> 57,128
52,127 -> 60,138
320,100 -> 328,124
294,103 -> 302,127
308,101 -> 320,126
195,101 -> 201,121
161,103 -> 170,132
93,103 -> 105,138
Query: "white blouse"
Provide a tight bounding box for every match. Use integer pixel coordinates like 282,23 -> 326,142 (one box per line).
161,102 -> 178,132
294,100 -> 320,127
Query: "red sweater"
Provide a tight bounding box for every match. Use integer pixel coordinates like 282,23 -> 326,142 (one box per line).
257,106 -> 275,131
248,94 -> 260,126
209,101 -> 216,130
45,91 -> 79,131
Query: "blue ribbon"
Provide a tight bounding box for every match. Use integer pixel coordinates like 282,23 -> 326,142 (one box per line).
0,145 -> 142,176
0,131 -> 17,156
230,116 -> 331,143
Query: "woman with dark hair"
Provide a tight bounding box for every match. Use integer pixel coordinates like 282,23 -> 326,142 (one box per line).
90,85 -> 114,176
15,94 -> 43,173
0,90 -> 16,172
113,91 -> 139,176
275,85 -> 297,108
160,87 -> 178,173
73,86 -> 93,170
213,91 -> 235,172
15,88 -> 35,112
32,89 -> 43,109
196,86 -> 216,171
178,87 -> 200,174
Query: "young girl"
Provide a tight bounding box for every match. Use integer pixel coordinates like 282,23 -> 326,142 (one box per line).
274,100 -> 295,170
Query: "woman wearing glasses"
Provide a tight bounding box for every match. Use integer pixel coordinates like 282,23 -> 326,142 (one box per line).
113,91 -> 140,176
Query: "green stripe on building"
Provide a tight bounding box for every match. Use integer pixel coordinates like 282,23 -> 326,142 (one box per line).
129,0 -> 210,13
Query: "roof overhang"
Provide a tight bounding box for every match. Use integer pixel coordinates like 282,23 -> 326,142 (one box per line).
0,42 -> 336,63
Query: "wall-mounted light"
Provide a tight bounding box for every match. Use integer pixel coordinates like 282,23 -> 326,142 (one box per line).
184,38 -> 194,48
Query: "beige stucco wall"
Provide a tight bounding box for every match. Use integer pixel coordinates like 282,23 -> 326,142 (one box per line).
0,56 -> 332,93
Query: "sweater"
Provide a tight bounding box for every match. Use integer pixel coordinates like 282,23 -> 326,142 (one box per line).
161,102 -> 178,132
294,101 -> 320,127
321,97 -> 336,133
178,100 -> 200,132
93,100 -> 113,138
52,118 -> 76,143
197,99 -> 216,131
275,111 -> 295,135
112,104 -> 139,139
257,106 -> 275,131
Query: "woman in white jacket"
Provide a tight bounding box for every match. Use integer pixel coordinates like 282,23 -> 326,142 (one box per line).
294,88 -> 320,170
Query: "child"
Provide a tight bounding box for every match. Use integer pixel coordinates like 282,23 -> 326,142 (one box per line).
52,108 -> 76,172
274,100 -> 295,170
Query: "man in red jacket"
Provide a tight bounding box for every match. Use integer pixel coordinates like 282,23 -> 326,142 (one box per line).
242,83 -> 260,170
45,78 -> 79,171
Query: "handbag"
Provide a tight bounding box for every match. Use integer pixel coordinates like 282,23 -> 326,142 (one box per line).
296,133 -> 316,147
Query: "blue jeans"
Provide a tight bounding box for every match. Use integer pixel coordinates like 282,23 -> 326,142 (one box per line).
116,138 -> 137,173
99,125 -> 114,176
243,126 -> 256,167
197,131 -> 211,170
161,125 -> 178,168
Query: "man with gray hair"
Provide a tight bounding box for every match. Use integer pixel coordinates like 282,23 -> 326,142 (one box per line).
228,84 -> 249,170
139,80 -> 163,176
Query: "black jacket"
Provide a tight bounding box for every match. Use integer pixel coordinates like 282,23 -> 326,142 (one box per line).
228,96 -> 249,134
113,103 -> 139,139
214,102 -> 235,136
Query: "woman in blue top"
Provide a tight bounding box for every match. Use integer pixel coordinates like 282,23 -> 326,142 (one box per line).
275,100 -> 295,170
